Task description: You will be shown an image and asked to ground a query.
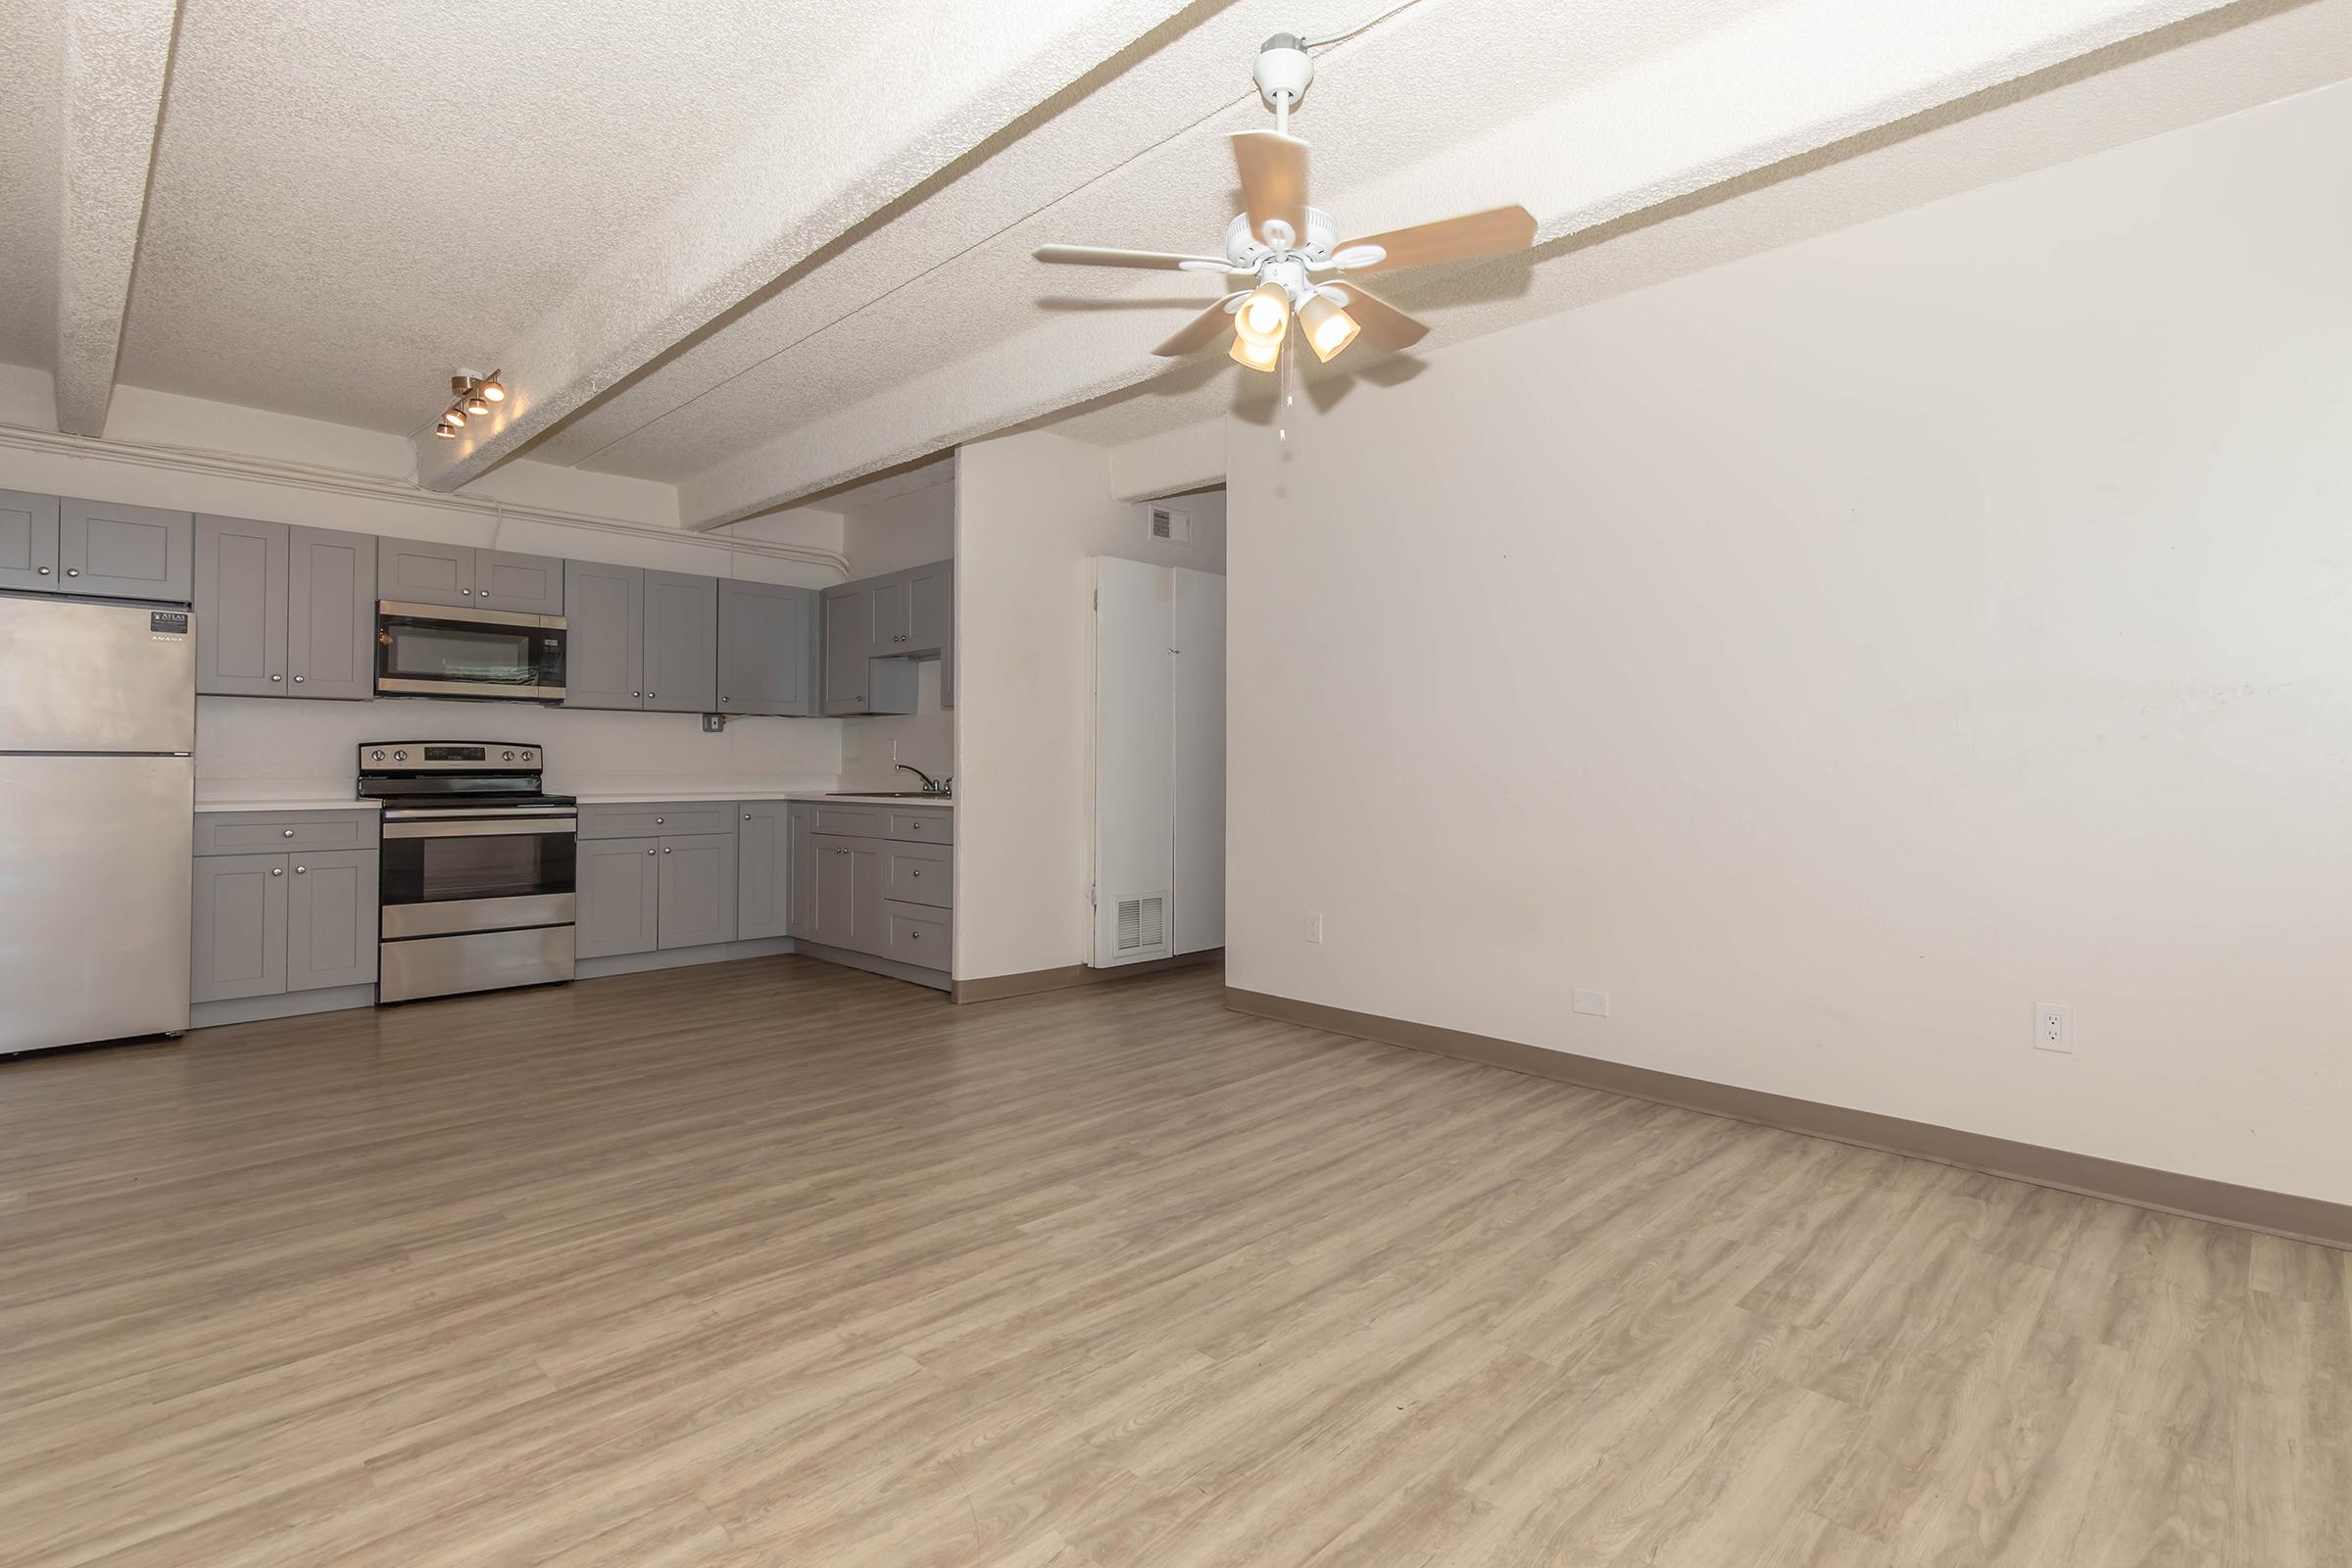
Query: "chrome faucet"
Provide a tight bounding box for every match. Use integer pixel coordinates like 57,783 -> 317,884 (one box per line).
896,762 -> 950,796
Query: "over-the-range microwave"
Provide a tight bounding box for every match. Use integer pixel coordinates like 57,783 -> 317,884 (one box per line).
374,601 -> 567,703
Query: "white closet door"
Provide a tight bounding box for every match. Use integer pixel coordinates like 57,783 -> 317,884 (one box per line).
1171,569 -> 1225,956
1093,558 -> 1174,965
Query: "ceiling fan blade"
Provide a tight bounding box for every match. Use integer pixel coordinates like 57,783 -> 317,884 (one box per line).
1152,295 -> 1250,357
1321,284 -> 1428,353
1334,205 -> 1537,274
1231,130 -> 1309,247
1035,245 -> 1234,271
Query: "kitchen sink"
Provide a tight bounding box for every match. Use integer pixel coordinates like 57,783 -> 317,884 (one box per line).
825,791 -> 952,799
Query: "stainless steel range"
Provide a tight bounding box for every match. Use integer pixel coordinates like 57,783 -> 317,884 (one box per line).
360,741 -> 576,1003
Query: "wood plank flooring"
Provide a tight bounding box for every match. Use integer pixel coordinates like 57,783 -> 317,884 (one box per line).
1,958 -> 2343,1567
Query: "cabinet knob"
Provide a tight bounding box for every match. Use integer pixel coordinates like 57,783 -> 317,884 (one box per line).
632,691 -> 641,699
270,866 -> 283,876
270,673 -> 282,682
744,813 -> 752,820
647,692 -> 657,699
292,674 -> 305,684
281,828 -> 295,838
65,567 -> 79,577
35,565 -> 49,575
654,816 -> 663,824
662,847 -> 672,855
647,848 -> 657,856
462,588 -> 473,596
294,865 -> 307,874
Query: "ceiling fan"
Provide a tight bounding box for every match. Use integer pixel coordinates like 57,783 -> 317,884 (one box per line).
1035,31 -> 1537,372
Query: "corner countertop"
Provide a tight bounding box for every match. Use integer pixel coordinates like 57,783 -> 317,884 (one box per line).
571,790 -> 951,808
195,798 -> 382,813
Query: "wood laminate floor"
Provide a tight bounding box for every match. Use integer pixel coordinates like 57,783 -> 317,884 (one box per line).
1,959 -> 2344,1567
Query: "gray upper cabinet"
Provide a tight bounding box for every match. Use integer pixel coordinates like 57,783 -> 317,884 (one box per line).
196,517 -> 374,700
477,550 -> 564,615
195,514 -> 289,696
575,837 -> 662,958
59,498 -> 193,602
658,833 -> 737,950
738,802 -> 792,940
867,577 -> 912,656
564,560 -> 645,710
822,585 -> 868,713
642,570 -> 717,712
0,489 -> 62,592
190,853 -> 290,1004
287,527 -> 376,699
378,538 -> 475,608
717,579 -> 819,716
909,562 -> 953,654
285,850 -> 379,991
821,563 -> 948,715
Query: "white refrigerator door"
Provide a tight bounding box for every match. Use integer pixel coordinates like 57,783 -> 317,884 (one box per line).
0,755 -> 194,1053
0,596 -> 195,754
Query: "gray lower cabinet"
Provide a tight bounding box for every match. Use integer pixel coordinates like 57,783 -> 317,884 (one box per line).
191,822 -> 379,1004
809,833 -> 885,953
564,560 -> 645,710
575,836 -> 662,958
658,833 -> 737,950
788,804 -> 818,938
60,498 -> 193,602
196,517 -> 376,699
643,570 -> 717,712
0,488 -> 62,592
717,579 -> 819,715
191,853 -> 290,1004
738,802 -> 793,940
285,850 -> 380,990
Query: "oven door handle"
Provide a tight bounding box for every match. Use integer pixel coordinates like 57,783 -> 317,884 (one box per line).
382,807 -> 577,818
383,817 -> 579,840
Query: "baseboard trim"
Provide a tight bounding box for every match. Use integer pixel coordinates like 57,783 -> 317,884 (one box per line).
1225,987 -> 2352,1252
955,949 -> 1223,1004
191,984 -> 378,1030
792,941 -> 951,994
576,937 -> 796,981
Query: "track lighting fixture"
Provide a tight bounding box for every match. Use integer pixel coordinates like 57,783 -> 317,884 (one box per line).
429,369 -> 507,438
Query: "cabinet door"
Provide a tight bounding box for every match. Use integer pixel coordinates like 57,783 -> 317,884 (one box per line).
642,570 -> 717,712
287,526 -> 376,700
194,514 -> 289,696
908,562 -> 953,654
191,853 -> 289,1003
717,579 -> 819,715
810,834 -> 884,954
286,850 -> 379,991
0,489 -> 61,593
378,538 -> 476,608
477,550 -> 564,615
563,560 -> 644,710
658,833 -> 737,950
822,585 -> 868,713
575,837 -> 661,958
59,498 -> 193,601
737,802 -> 793,940
867,574 -> 912,656
787,805 -> 817,937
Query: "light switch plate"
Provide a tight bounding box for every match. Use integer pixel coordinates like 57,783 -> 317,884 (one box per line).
1573,990 -> 1610,1017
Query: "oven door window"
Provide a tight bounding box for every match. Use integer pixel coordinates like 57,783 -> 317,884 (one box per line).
382,831 -> 576,906
376,612 -> 564,693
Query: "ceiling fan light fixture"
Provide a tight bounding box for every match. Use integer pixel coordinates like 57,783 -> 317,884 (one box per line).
1298,293 -> 1359,362
1229,330 -> 1280,371
1236,282 -> 1290,345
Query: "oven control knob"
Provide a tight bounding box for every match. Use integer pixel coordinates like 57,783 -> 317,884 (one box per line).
393,749 -> 409,761
502,751 -> 514,761
370,749 -> 385,761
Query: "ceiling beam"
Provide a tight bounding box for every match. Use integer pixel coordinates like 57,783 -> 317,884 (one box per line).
675,0 -> 2243,528
411,0 -> 1202,494
52,0 -> 178,437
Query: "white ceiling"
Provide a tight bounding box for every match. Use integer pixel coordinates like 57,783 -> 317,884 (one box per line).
4,0 -> 2346,525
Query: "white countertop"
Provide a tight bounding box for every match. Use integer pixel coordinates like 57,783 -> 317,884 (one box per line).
571,790 -> 951,808
195,798 -> 381,813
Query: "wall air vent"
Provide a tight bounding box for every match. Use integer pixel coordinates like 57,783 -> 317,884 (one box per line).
1114,894 -> 1167,953
1146,502 -> 1191,546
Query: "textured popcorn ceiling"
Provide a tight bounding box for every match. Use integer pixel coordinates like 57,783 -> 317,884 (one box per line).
7,0 -> 2345,521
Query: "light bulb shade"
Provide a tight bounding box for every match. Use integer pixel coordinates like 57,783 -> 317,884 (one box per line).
1235,283 -> 1290,346
480,378 -> 505,402
1229,329 -> 1280,371
464,396 -> 490,416
432,421 -> 458,437
441,407 -> 466,428
1298,293 -> 1360,363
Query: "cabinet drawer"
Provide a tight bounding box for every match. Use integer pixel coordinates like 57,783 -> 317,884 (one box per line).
808,804 -> 886,837
195,810 -> 378,856
884,841 -> 951,908
576,801 -> 735,839
884,809 -> 952,845
882,900 -> 950,969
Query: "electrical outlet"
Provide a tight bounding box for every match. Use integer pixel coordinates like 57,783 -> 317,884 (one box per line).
701,712 -> 725,733
1573,990 -> 1610,1018
2034,1003 -> 2073,1054
1303,911 -> 1323,944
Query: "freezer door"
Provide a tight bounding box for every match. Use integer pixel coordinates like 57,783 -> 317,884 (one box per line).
0,595 -> 195,753
0,755 -> 194,1053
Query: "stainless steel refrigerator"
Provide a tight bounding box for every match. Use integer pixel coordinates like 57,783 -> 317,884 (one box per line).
0,595 -> 196,1054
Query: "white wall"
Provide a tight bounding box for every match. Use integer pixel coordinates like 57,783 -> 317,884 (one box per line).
1227,79 -> 2352,1205
840,472 -> 957,789
0,378 -> 853,798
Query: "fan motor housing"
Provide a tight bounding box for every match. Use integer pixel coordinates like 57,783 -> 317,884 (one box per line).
1253,34 -> 1312,107
1225,206 -> 1336,270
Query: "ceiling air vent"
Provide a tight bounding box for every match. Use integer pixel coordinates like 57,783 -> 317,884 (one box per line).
1146,502 -> 1191,546
1115,894 -> 1166,953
